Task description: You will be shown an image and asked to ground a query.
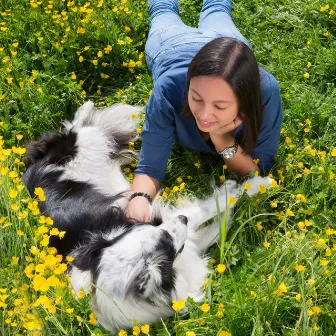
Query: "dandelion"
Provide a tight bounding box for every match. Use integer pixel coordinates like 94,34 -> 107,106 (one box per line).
194,161 -> 201,168
303,73 -> 310,79
186,332 -> 195,336
295,293 -> 301,302
263,241 -> 270,248
271,202 -> 277,208
256,221 -> 263,231
250,291 -> 257,297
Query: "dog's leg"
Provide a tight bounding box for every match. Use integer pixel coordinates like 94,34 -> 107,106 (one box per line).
170,180 -> 238,232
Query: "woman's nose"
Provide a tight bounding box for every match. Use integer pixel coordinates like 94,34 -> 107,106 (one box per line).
198,106 -> 212,120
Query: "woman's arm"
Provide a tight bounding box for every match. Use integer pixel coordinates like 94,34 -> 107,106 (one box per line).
212,134 -> 259,176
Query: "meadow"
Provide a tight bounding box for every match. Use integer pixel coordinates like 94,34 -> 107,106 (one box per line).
0,0 -> 336,335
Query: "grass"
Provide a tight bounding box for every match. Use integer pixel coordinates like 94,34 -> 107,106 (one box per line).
1,0 -> 336,335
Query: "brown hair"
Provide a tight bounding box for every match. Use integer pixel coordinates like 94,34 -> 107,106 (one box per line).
182,37 -> 263,154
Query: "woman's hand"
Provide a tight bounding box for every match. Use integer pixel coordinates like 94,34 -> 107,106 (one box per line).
209,114 -> 243,150
126,196 -> 151,223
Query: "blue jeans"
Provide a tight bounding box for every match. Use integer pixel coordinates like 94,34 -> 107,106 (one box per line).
145,0 -> 252,80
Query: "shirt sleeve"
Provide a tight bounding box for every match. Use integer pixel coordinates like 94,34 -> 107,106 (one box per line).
251,68 -> 283,175
135,83 -> 176,182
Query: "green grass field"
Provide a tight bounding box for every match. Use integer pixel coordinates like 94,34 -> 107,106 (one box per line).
1,0 -> 336,335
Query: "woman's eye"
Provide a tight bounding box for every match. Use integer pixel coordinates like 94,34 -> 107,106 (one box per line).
192,97 -> 202,102
215,106 -> 226,110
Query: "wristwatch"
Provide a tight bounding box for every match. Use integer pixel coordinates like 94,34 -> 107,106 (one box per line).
215,138 -> 238,159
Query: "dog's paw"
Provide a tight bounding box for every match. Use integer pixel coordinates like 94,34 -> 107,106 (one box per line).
240,176 -> 273,197
218,179 -> 238,195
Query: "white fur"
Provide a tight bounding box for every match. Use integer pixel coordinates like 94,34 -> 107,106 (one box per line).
62,102 -> 273,334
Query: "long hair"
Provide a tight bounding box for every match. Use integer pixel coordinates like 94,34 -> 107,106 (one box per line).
182,37 -> 263,153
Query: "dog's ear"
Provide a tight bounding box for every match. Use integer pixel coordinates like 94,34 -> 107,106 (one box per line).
25,133 -> 59,167
24,131 -> 77,167
71,235 -> 112,272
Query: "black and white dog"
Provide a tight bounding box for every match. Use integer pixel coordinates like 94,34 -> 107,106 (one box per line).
23,101 -> 271,334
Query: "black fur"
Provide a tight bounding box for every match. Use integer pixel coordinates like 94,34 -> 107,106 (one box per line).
24,131 -> 78,167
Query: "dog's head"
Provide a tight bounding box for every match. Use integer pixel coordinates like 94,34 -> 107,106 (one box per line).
70,214 -> 188,331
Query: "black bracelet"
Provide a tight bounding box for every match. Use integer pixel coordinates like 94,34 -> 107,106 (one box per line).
129,192 -> 153,204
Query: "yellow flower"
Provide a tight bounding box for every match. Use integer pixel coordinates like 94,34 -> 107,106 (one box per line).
118,330 -> 128,336
11,256 -> 19,264
186,332 -> 195,336
250,291 -> 257,297
320,259 -> 329,266
216,264 -> 226,273
66,308 -> 74,314
306,62 -> 312,68
228,196 -> 236,206
194,161 -> 201,168
132,326 -> 140,335
256,221 -> 263,231
16,134 -> 23,140
270,202 -> 277,208
286,209 -> 295,217
79,56 -> 84,62
244,183 -> 251,190
141,324 -> 150,334
172,299 -> 186,311
219,332 -> 232,336
201,303 -> 210,313
295,194 -> 306,203
9,189 -> 18,198
295,265 -> 305,271
263,242 -> 270,248
76,27 -> 85,34
273,283 -> 287,296
307,279 -> 315,285
258,185 -> 266,193
17,230 -> 24,236
6,77 -> 13,84
303,73 -> 310,79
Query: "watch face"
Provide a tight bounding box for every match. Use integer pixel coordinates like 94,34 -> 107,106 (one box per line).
223,148 -> 235,159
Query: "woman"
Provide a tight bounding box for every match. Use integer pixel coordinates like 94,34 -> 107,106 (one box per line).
127,0 -> 283,221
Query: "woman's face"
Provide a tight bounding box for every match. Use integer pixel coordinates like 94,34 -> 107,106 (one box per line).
188,76 -> 239,133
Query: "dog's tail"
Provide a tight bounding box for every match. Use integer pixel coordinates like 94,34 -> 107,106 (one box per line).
65,101 -> 142,141
64,101 -> 144,161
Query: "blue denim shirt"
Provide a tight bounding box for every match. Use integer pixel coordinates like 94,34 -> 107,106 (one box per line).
136,50 -> 283,182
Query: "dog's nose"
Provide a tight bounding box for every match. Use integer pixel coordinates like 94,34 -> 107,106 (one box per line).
177,215 -> 188,225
